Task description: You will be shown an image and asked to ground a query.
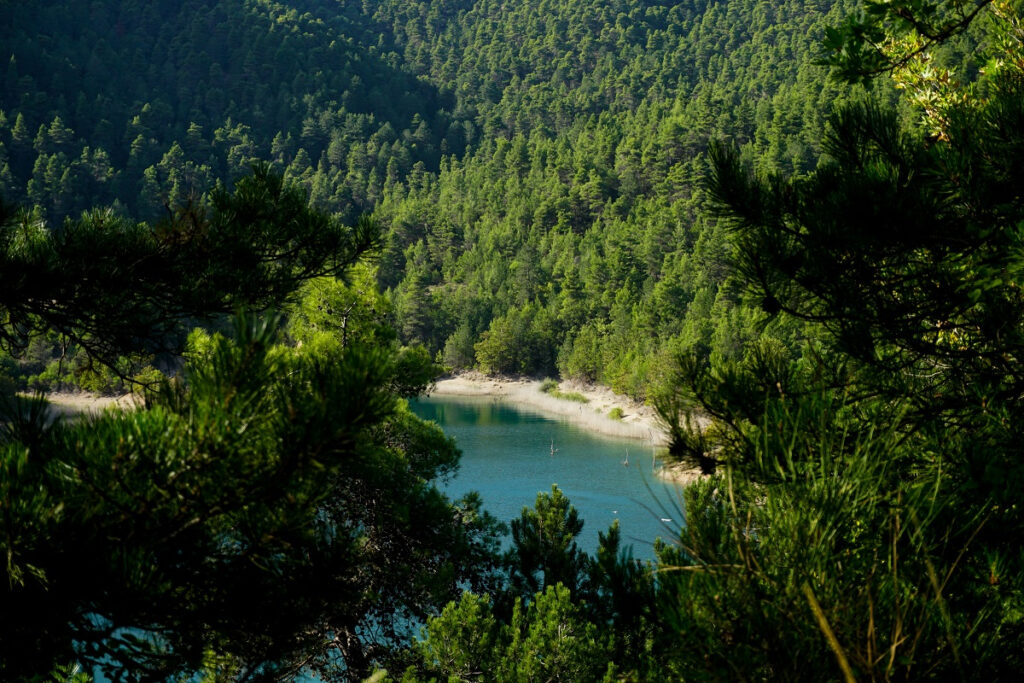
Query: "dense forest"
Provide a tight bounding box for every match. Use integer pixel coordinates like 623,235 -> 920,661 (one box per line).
2,0 -> 1023,680
0,0 -> 884,397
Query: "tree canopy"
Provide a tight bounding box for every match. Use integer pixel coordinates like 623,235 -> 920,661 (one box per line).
4,0 -> 1024,680
0,163 -> 377,368
0,168 -> 502,681
0,0 -> 870,398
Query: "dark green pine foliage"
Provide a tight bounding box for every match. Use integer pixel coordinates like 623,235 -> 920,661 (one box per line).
0,167 -> 504,681
1,0 -> 876,400
0,163 -> 376,368
2,320 -> 502,681
410,487 -> 664,682
9,1 -> 1024,676
412,3 -> 1024,681
504,485 -> 590,597
0,0 -> 458,224
648,3 -> 1024,679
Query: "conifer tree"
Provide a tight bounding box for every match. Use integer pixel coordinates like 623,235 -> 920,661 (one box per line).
0,167 -> 502,680
653,1 -> 1024,678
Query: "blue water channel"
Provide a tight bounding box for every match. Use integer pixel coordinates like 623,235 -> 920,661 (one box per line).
410,395 -> 684,561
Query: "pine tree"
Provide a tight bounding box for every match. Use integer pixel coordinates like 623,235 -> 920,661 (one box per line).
0,167 -> 502,679
652,2 -> 1024,678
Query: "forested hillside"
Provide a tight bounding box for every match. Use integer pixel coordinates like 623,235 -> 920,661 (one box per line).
1,0 -> 875,397
4,0 -> 1023,680
370,0 -> 864,396
0,0 -> 461,224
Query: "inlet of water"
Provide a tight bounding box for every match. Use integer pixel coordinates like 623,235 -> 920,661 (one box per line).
410,395 -> 683,561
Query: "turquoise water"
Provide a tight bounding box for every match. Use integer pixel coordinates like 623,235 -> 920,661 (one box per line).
410,395 -> 683,561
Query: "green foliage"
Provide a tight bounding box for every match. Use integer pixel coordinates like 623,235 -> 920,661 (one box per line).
184,327 -> 225,364
650,5 -> 1024,678
391,344 -> 442,399
706,54 -> 1024,483
366,0 -> 863,392
607,406 -> 624,421
824,0 -> 995,83
540,378 -> 590,404
406,496 -> 663,681
0,165 -> 497,679
655,396 -> 1013,679
0,315 -> 502,680
0,0 -> 457,223
498,584 -> 611,683
0,164 -> 378,368
0,350 -> 16,400
410,585 -> 611,683
286,267 -> 442,397
441,323 -> 477,370
10,0 -> 1024,679
558,323 -> 604,383
46,662 -> 91,683
287,265 -> 397,353
473,305 -> 556,376
411,592 -> 499,682
553,390 -> 589,404
1,0 -> 863,398
505,485 -> 590,598
2,329 -> 157,396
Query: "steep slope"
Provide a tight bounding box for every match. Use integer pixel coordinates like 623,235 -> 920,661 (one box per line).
368,0 -> 863,396
0,0 -> 457,223
1,0 -> 867,397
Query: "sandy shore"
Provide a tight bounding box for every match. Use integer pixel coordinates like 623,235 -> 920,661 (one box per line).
40,391 -> 140,420
427,372 -> 705,485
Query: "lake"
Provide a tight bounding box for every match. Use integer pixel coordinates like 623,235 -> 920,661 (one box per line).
410,395 -> 684,561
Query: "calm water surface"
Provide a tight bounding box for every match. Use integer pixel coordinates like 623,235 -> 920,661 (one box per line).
411,395 -> 683,560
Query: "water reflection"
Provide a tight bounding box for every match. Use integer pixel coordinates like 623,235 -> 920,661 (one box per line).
411,395 -> 682,560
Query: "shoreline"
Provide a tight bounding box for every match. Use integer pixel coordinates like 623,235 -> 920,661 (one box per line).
38,391 -> 139,421
38,375 -> 707,485
427,372 -> 705,485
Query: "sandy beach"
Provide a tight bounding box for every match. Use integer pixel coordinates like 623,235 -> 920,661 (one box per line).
41,391 -> 140,420
427,372 -> 705,485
